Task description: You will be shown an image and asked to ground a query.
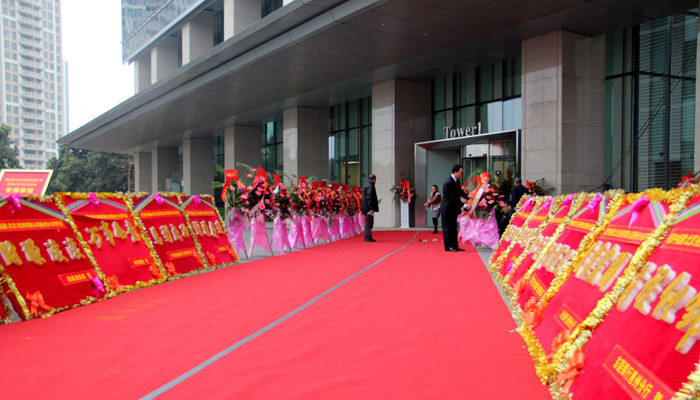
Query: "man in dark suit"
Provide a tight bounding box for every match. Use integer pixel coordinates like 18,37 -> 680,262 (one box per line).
441,164 -> 469,252
360,174 -> 379,242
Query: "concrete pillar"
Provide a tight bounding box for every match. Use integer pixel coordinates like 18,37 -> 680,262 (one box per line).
223,125 -> 261,169
182,10 -> 213,65
151,35 -> 180,84
283,107 -> 328,180
371,79 -> 431,228
183,138 -> 214,195
521,30 -> 605,195
134,56 -> 151,93
151,147 -> 179,193
134,152 -> 152,192
224,0 -> 261,40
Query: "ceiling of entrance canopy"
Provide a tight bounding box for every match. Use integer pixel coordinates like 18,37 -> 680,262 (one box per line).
61,0 -> 697,153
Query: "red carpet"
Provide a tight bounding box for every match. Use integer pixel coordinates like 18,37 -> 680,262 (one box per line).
0,231 -> 549,399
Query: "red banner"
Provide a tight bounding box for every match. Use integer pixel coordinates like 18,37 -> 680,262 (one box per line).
566,194 -> 700,399
180,195 -> 237,267
0,196 -> 102,320
0,169 -> 53,196
56,193 -> 164,291
129,193 -> 206,277
490,196 -> 536,273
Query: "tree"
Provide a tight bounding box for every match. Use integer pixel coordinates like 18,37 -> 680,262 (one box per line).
0,124 -> 20,169
47,145 -> 134,193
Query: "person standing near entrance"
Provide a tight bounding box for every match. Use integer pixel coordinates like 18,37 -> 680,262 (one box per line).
441,164 -> 469,252
424,185 -> 441,234
361,174 -> 379,242
510,177 -> 529,208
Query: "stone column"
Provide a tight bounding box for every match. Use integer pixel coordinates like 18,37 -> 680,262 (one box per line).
182,10 -> 213,65
223,125 -> 261,170
521,30 -> 605,195
134,152 -> 152,192
151,35 -> 180,84
134,55 -> 151,93
372,79 -> 431,228
151,147 -> 179,193
224,0 -> 261,41
283,107 -> 328,180
183,138 -> 214,195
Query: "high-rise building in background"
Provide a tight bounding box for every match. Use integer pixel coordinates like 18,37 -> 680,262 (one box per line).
0,0 -> 65,169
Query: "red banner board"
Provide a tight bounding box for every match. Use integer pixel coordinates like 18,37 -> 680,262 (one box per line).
0,169 -> 53,196
56,193 -> 165,291
566,195 -> 700,399
129,194 -> 207,277
490,197 -> 537,271
0,195 -> 102,320
513,194 -> 613,313
179,195 -> 237,267
529,194 -> 659,355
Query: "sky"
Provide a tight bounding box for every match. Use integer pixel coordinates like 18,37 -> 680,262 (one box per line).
61,0 -> 134,132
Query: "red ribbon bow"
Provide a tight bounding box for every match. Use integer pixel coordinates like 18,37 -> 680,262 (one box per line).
512,277 -> 527,300
26,290 -> 52,317
522,297 -> 544,326
108,275 -> 125,292
149,264 -> 164,280
550,329 -> 572,356
556,349 -> 586,396
165,261 -> 179,277
206,251 -> 217,266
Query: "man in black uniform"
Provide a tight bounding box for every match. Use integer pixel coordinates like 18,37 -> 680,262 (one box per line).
510,177 -> 529,208
360,174 -> 379,242
441,165 -> 469,252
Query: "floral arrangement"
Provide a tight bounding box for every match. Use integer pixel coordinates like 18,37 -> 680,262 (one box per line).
677,172 -> 696,188
525,178 -> 548,196
465,182 -> 507,219
222,166 -> 363,220
392,180 -> 416,203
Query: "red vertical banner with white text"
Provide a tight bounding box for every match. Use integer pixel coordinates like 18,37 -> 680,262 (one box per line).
129,193 -> 208,278
56,193 -> 165,291
566,194 -> 700,400
0,195 -> 101,320
179,195 -> 237,267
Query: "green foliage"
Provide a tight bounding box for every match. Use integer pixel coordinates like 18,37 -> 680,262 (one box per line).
47,145 -> 134,193
0,124 -> 20,169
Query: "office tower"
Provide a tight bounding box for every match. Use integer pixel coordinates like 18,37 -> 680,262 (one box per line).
0,0 -> 65,169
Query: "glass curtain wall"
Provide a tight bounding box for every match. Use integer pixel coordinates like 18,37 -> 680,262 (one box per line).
605,9 -> 697,191
432,57 -> 522,140
329,96 -> 372,188
261,119 -> 283,173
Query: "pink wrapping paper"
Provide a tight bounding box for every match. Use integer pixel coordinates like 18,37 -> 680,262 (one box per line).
288,215 -> 305,249
458,215 -> 471,244
248,213 -> 273,256
339,216 -> 352,238
226,208 -> 248,259
301,216 -> 313,248
330,215 -> 341,241
467,210 -> 500,249
272,215 -> 291,254
358,213 -> 365,233
311,216 -> 331,244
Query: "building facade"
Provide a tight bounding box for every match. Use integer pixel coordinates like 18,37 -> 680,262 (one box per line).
0,0 -> 65,168
61,0 -> 699,228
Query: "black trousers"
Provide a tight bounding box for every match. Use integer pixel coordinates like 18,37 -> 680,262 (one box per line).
364,212 -> 374,239
441,212 -> 458,250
